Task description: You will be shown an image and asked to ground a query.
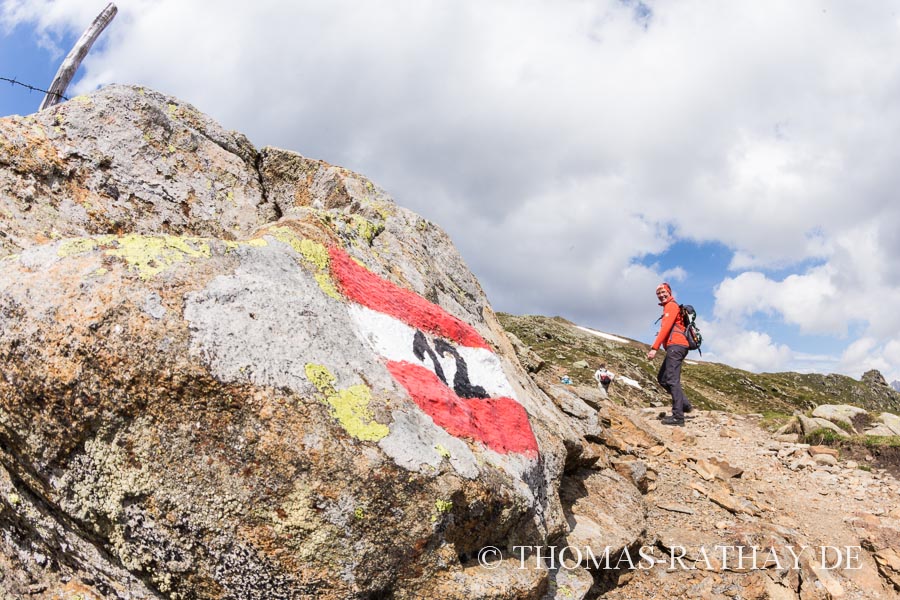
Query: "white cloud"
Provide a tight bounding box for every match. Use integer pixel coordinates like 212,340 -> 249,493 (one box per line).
711,221 -> 900,377
713,268 -> 844,336
700,321 -> 793,373
839,338 -> 891,379
661,266 -> 687,282
837,337 -> 900,384
5,0 -> 900,380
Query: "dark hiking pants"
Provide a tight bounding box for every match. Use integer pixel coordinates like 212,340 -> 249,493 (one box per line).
657,344 -> 692,419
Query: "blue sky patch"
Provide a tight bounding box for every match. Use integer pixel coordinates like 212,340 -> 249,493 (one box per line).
638,239 -> 732,318
0,23 -> 78,117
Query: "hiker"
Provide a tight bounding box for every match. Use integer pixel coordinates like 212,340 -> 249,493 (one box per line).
593,363 -> 615,393
646,282 -> 693,426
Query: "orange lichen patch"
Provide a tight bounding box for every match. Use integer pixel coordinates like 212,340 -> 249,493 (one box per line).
0,118 -> 67,177
71,182 -> 99,208
53,273 -> 120,324
50,580 -> 104,600
293,181 -> 313,207
255,217 -> 337,250
235,519 -> 338,588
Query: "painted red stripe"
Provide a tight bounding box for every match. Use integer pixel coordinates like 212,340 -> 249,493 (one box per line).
329,246 -> 490,350
386,360 -> 538,456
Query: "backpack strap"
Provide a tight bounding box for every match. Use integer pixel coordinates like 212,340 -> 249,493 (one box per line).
667,304 -> 687,346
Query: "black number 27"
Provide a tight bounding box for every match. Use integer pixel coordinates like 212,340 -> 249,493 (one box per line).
413,330 -> 488,399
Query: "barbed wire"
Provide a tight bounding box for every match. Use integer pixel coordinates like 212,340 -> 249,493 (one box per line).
1,76 -> 68,102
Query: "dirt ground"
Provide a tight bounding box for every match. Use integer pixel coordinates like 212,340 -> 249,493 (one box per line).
599,409 -> 900,600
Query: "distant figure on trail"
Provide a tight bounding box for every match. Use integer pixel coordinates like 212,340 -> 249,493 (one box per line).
593,363 -> 615,393
646,282 -> 693,426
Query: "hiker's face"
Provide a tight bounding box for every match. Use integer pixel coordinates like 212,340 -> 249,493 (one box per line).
656,289 -> 670,301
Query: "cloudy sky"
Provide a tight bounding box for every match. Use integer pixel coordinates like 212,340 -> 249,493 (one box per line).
2,0 -> 900,383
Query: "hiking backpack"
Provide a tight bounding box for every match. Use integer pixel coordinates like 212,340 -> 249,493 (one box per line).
680,304 -> 703,355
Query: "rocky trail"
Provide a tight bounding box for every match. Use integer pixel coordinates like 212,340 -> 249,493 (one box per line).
590,405 -> 900,599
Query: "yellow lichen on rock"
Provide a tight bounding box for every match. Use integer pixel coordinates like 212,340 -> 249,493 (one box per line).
329,385 -> 389,442
104,234 -> 211,279
267,226 -> 305,254
304,363 -> 389,442
350,214 -> 385,246
57,237 -> 101,257
223,238 -> 269,252
431,499 -> 453,522
268,227 -> 341,300
313,273 -> 340,300
304,363 -> 336,395
299,238 -> 329,271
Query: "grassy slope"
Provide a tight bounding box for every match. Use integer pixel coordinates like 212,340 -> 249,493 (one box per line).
498,313 -> 900,421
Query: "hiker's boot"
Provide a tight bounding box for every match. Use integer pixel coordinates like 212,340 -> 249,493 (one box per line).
659,411 -> 695,420
660,416 -> 685,427
684,405 -> 693,414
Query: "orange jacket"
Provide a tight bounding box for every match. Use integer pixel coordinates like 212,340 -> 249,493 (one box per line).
652,297 -> 689,350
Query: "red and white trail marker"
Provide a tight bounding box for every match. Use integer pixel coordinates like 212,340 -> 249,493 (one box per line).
329,247 -> 539,457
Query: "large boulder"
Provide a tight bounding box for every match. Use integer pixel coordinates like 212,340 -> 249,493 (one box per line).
0,85 -> 575,598
811,404 -> 868,433
0,85 -> 270,254
799,413 -> 847,436
878,412 -> 900,436
559,469 -> 647,563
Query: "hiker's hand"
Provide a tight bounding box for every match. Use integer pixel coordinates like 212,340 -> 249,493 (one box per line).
647,349 -> 657,360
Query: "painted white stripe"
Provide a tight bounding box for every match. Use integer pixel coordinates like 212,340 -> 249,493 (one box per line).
347,304 -> 516,399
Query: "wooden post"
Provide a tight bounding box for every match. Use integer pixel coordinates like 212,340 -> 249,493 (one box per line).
39,3 -> 118,111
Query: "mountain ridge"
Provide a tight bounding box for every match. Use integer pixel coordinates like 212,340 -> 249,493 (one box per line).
498,313 -> 900,418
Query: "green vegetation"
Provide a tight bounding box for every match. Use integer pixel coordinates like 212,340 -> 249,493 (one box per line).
863,435 -> 900,448
759,410 -> 793,432
833,420 -> 855,433
801,429 -> 900,449
803,429 -> 847,446
499,313 -> 900,476
497,313 -> 900,417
